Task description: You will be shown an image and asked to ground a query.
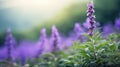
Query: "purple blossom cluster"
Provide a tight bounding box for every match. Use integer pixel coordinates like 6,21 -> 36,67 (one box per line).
5,29 -> 14,61
87,1 -> 96,36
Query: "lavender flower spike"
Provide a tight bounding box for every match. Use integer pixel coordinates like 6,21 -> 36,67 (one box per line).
87,1 -> 96,36
35,28 -> 47,58
5,28 -> 14,62
39,28 -> 47,54
51,25 -> 60,52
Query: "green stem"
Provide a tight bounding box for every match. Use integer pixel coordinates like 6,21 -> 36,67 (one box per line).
91,37 -> 97,60
91,36 -> 97,67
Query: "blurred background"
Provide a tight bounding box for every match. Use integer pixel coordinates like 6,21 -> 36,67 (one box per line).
0,0 -> 120,45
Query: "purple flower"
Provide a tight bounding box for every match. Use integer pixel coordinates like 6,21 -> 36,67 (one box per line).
103,24 -> 114,36
74,23 -> 84,34
87,1 -> 96,36
115,18 -> 120,31
83,18 -> 100,30
83,18 -> 90,29
16,41 -> 37,65
61,37 -> 73,49
40,28 -> 47,41
5,28 -> 15,61
50,25 -> 60,52
74,23 -> 85,42
35,28 -> 47,58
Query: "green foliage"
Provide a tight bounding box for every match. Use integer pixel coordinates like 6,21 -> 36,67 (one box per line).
58,33 -> 120,67
23,32 -> 120,67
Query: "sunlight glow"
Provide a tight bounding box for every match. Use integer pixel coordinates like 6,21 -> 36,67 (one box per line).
0,0 -> 89,30
0,0 -> 78,19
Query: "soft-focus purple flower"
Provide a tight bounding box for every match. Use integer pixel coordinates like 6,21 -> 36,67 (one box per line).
74,23 -> 84,34
15,41 -> 37,65
35,28 -> 48,57
5,28 -> 15,61
115,18 -> 120,31
61,37 -> 73,49
87,1 -> 96,36
103,24 -> 114,36
74,23 -> 85,42
83,18 -> 90,29
39,28 -> 47,41
50,25 -> 61,52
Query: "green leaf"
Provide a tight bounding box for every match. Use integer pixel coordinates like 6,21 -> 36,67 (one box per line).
96,40 -> 108,50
